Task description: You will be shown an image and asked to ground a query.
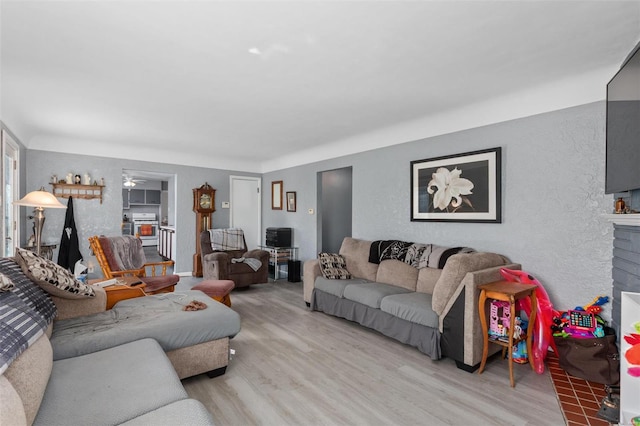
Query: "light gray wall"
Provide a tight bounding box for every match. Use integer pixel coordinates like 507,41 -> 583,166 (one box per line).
263,102 -> 614,317
25,150 -> 260,276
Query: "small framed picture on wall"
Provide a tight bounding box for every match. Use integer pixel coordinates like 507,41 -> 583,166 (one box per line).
286,191 -> 297,212
271,181 -> 283,210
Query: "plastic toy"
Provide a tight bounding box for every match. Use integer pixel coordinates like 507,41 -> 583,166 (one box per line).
499,268 -> 558,374
593,326 -> 605,338
512,340 -> 528,364
512,317 -> 524,340
489,300 -> 510,336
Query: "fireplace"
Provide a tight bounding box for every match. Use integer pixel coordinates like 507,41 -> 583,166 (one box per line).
608,216 -> 640,337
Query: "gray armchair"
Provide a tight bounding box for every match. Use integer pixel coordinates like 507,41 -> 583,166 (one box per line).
200,230 -> 270,288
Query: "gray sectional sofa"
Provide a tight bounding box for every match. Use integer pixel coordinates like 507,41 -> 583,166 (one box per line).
0,257 -> 240,425
304,237 -> 520,371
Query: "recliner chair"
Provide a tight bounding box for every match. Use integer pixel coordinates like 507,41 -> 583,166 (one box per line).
200,229 -> 270,288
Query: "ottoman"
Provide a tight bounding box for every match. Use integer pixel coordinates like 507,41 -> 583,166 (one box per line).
192,279 -> 235,307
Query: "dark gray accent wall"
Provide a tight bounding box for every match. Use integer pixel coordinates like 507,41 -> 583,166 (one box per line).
263,102 -> 614,317
319,167 -> 352,253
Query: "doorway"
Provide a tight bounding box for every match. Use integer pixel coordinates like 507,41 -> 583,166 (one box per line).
318,167 -> 352,253
230,176 -> 261,250
2,129 -> 19,257
122,169 -> 176,246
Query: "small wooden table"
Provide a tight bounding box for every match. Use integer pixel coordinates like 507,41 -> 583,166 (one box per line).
89,276 -> 147,309
477,280 -> 537,387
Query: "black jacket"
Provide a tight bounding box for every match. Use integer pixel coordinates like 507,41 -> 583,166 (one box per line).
58,196 -> 82,272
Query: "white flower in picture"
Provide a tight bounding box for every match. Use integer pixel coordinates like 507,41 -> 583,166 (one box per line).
427,167 -> 474,211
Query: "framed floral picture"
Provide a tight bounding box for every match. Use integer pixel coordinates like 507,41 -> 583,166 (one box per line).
411,147 -> 501,222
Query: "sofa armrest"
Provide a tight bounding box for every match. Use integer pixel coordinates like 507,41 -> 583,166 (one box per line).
303,259 -> 321,304
439,262 -> 521,367
51,286 -> 107,320
245,249 -> 270,264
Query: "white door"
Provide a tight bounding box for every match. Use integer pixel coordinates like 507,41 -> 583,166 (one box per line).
230,176 -> 261,250
2,130 -> 19,257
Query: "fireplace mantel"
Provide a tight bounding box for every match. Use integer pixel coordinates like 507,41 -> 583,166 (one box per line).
603,213 -> 640,227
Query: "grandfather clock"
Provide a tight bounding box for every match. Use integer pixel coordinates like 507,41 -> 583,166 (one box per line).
193,183 -> 216,277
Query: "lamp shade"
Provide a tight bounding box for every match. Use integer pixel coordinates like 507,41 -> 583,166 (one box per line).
14,189 -> 66,209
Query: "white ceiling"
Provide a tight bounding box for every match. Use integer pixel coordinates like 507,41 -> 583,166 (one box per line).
1,1 -> 639,173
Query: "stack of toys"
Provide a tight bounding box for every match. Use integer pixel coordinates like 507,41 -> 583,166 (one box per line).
488,299 -> 529,363
552,295 -> 609,339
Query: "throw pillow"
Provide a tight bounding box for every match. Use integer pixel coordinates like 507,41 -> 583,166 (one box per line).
14,248 -> 95,299
318,253 -> 351,280
0,272 -> 14,292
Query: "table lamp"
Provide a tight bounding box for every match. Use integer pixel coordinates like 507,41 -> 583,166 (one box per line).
14,187 -> 66,256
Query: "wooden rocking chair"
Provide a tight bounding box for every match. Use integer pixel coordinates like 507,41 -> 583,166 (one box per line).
88,235 -> 179,293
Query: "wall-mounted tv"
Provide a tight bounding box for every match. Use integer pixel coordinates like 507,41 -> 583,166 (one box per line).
606,41 -> 640,194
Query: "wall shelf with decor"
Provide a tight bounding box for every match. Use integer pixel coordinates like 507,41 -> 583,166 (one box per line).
51,183 -> 105,204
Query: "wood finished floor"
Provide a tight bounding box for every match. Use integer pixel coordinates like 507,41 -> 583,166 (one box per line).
182,281 -> 566,425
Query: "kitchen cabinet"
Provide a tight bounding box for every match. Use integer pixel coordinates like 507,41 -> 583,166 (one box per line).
145,190 -> 161,205
158,226 -> 176,261
128,189 -> 145,204
122,222 -> 133,236
124,189 -> 161,206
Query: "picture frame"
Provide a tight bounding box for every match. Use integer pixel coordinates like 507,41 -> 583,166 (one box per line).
411,147 -> 501,223
286,191 -> 297,212
271,180 -> 283,210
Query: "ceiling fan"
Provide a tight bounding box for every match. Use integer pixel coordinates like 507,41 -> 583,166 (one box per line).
123,176 -> 146,188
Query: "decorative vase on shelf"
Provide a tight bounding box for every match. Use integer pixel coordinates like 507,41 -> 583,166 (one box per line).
616,197 -> 626,214
83,173 -> 91,185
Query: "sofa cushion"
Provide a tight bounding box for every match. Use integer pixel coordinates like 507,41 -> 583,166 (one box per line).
343,282 -> 411,309
315,277 -> 372,298
376,259 -> 418,291
380,292 -> 439,328
14,248 -> 95,299
339,238 -> 378,281
432,252 -> 507,316
119,399 -> 214,425
318,253 -> 351,279
50,290 -> 240,360
34,338 -> 188,426
416,267 -> 443,294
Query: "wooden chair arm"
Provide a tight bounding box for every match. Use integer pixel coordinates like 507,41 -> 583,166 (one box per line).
142,260 -> 175,276
110,268 -> 146,278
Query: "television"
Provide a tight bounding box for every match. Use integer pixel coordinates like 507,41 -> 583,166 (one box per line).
605,41 -> 640,194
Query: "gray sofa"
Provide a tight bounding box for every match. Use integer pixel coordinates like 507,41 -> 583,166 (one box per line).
0,257 -> 240,425
304,237 -> 520,371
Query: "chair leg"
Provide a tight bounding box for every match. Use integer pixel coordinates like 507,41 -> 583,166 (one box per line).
213,294 -> 232,307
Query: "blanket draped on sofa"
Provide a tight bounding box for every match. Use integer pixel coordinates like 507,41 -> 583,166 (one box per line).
368,240 -> 473,269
